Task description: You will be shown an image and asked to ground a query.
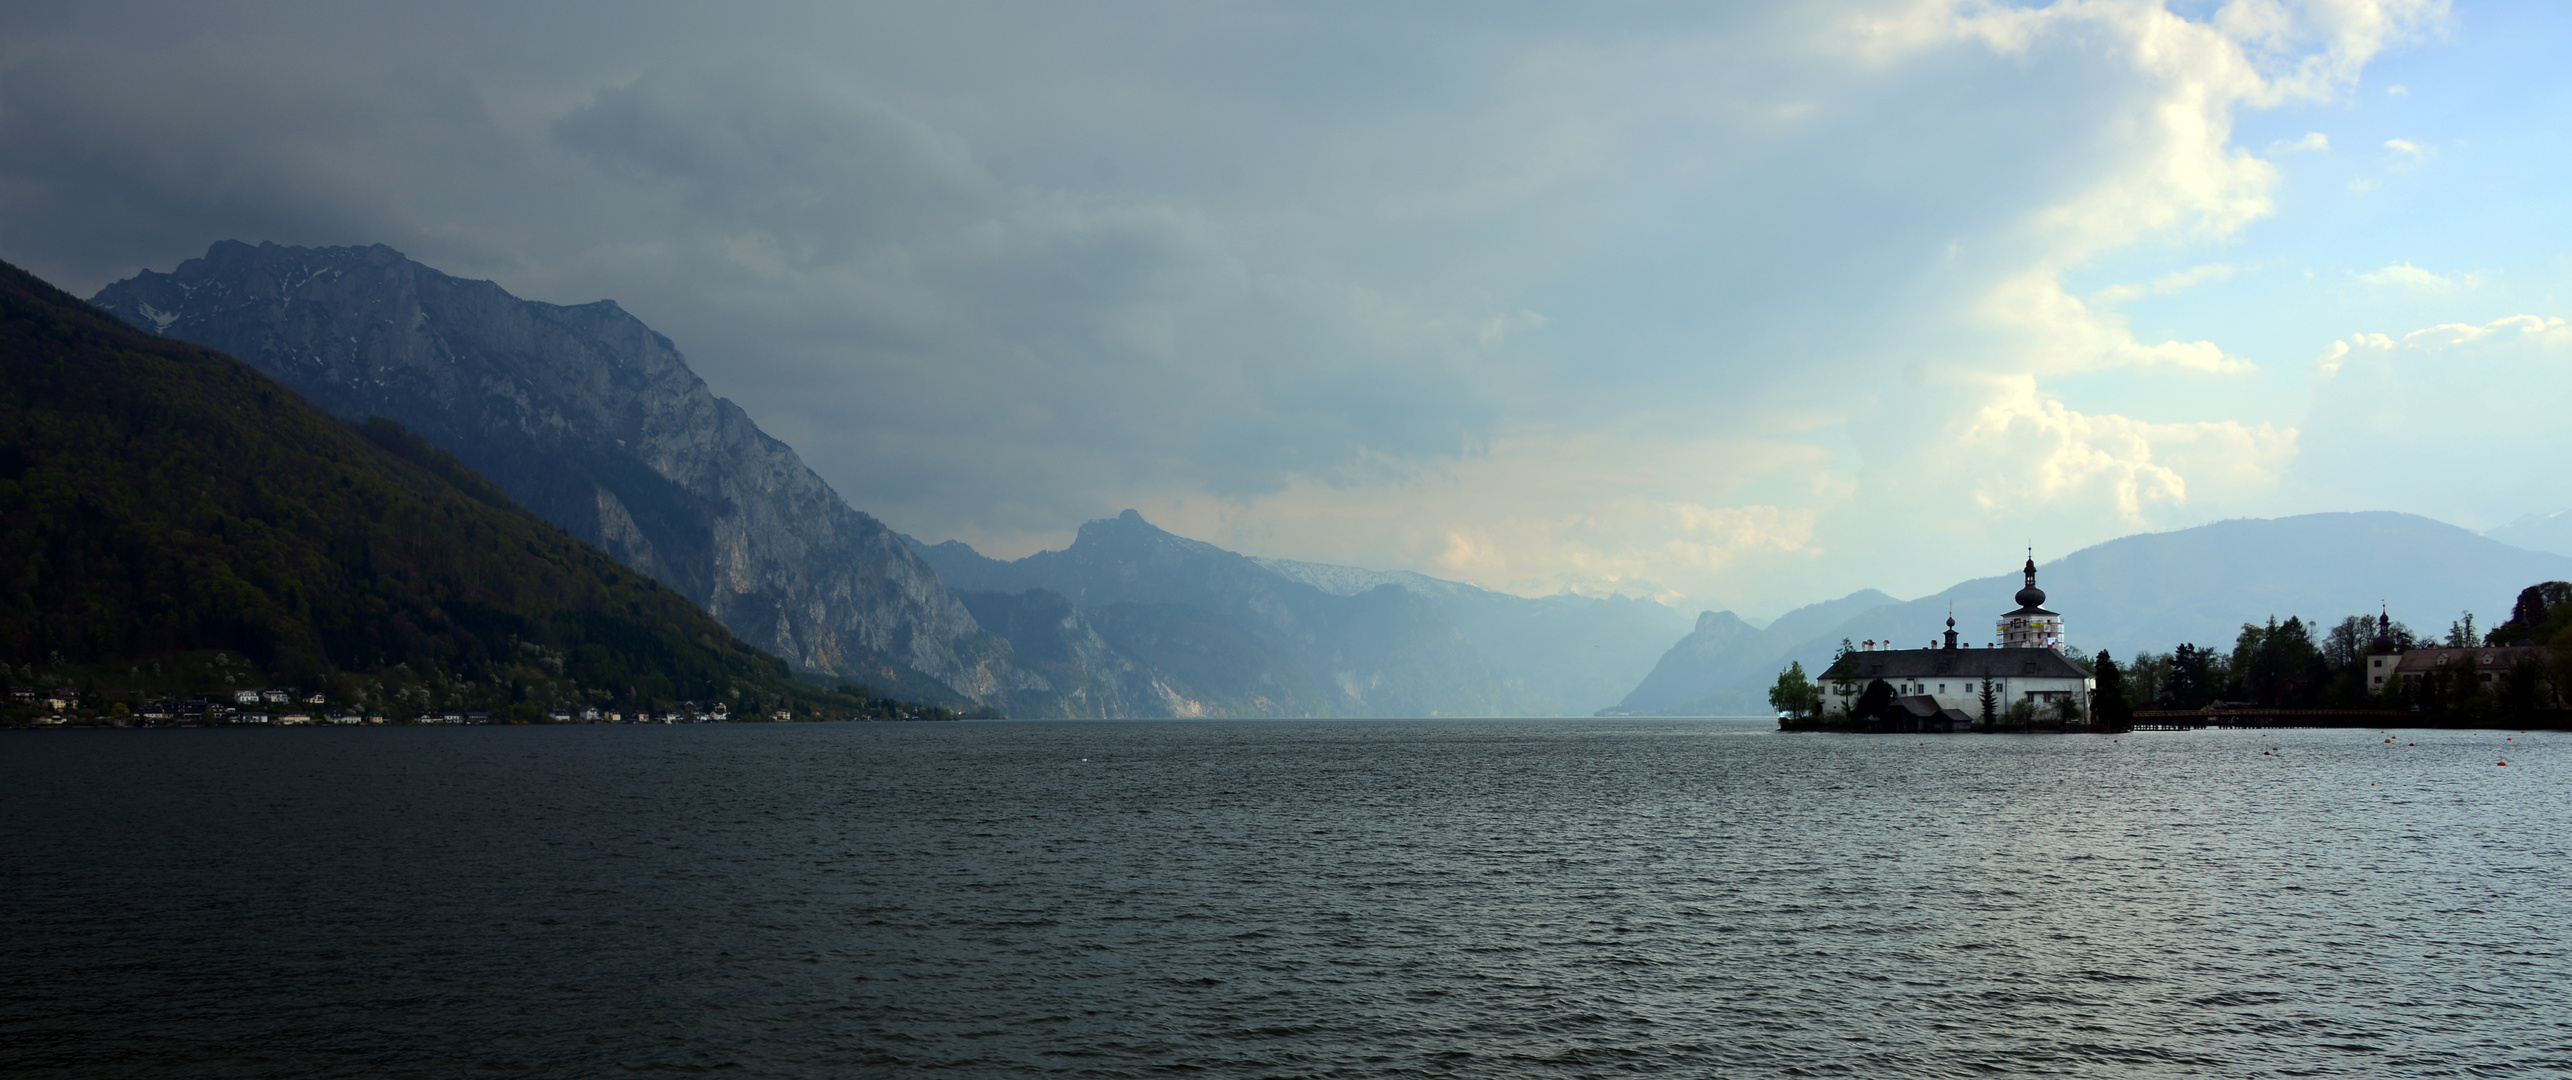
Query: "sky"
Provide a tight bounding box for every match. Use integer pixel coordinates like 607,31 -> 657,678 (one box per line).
4,0 -> 2564,618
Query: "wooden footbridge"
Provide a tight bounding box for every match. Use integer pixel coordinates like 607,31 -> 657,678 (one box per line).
2129,708 -> 2415,730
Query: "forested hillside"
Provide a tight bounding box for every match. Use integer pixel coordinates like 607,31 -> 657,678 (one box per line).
0,257 -> 906,722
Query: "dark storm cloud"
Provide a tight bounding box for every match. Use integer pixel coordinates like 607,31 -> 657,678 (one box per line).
537,58 -> 1503,516
0,11 -> 1510,541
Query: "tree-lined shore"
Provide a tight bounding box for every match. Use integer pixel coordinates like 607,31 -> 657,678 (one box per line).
1773,580 -> 2572,733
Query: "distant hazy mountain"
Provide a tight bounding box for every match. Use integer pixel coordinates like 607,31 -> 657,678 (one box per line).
911,511 -> 1688,716
1252,556 -> 1691,713
912,511 -> 1516,717
1617,589 -> 1898,714
1626,511 -> 2572,715
2488,510 -> 2572,558
91,241 -> 1040,705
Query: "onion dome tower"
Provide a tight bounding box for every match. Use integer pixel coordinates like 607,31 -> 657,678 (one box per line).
1996,550 -> 2065,651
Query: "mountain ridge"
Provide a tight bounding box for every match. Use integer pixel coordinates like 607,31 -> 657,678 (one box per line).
0,254 -> 895,720
89,241 -> 1043,706
907,512 -> 1692,716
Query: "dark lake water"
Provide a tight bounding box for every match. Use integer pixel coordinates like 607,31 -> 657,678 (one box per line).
4,719 -> 2568,1077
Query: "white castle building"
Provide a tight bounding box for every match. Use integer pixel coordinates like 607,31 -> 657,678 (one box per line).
1817,553 -> 2094,729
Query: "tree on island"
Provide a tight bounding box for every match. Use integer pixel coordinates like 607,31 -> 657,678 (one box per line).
1769,661 -> 1822,724
2091,651 -> 2133,733
1852,678 -> 1896,727
1977,674 -> 1998,729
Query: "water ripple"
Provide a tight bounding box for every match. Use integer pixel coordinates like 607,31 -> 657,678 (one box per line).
3,719 -> 2569,1077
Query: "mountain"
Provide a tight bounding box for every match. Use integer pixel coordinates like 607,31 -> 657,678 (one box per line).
1616,611 -> 1760,712
911,512 -> 1691,716
1615,589 -> 1897,714
912,511 -> 1520,717
1624,512 -> 2572,714
2488,510 -> 2572,558
0,255 -> 897,720
89,241 -> 1036,705
1250,557 -> 1691,713
947,588 -> 1248,717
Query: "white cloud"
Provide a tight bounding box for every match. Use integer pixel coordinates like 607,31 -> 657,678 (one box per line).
2312,317 -> 2568,379
1986,268 -> 2253,374
2093,262 -> 2238,303
2384,137 -> 2431,162
1870,1 -> 2439,395
2311,331 -> 2393,377
1951,376 -> 2295,524
2358,262 -> 2480,290
2400,314 -> 2569,349
2268,131 -> 2330,154
2386,83 -> 2409,96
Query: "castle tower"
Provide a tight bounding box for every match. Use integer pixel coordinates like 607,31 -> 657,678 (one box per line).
1996,551 -> 2065,651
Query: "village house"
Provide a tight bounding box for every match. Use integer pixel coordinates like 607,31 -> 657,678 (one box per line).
2360,609 -> 2551,696
2380,644 -> 2549,691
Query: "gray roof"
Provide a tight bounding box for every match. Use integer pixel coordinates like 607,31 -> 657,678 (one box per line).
1893,695 -> 1977,725
2390,645 -> 2549,676
1823,646 -> 2088,682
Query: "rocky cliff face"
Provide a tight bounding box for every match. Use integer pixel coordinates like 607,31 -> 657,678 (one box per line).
92,241 -> 1037,702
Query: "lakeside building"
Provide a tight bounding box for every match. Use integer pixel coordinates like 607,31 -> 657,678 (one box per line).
1819,554 -> 2095,729
2361,609 -> 2552,696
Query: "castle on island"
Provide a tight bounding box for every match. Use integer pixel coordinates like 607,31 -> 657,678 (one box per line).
1815,553 -> 2094,731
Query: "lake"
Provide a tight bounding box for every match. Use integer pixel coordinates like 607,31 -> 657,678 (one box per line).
3,719 -> 2565,1077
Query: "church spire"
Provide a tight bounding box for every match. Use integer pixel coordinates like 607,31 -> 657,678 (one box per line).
2014,550 -> 2046,610
1998,549 -> 2064,651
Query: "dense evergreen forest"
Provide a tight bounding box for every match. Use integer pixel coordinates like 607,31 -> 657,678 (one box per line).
0,257 -> 953,724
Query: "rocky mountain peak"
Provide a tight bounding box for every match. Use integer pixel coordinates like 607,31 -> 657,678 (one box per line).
92,241 -> 1035,705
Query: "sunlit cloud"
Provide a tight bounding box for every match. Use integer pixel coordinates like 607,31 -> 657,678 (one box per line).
2359,262 -> 2481,290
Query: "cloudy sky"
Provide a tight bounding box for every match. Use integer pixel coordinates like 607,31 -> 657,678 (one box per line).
4,0 -> 2560,616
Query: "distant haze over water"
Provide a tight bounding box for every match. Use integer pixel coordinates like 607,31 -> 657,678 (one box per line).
5,722 -> 2566,1076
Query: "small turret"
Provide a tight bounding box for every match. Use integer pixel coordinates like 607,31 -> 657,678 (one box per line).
2014,550 -> 2046,609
